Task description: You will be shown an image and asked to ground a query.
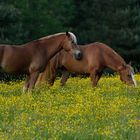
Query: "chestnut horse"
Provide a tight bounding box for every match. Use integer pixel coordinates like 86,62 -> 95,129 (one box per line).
0,32 -> 82,91
36,42 -> 137,87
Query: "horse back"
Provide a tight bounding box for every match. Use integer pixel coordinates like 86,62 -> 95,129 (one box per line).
0,45 -> 32,73
87,42 -> 125,70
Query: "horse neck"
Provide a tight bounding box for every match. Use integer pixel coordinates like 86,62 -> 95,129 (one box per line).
41,36 -> 64,61
105,51 -> 126,73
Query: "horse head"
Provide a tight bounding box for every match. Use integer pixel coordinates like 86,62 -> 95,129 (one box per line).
119,63 -> 137,86
62,32 -> 82,60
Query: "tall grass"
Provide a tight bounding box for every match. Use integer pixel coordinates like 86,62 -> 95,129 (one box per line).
0,75 -> 140,140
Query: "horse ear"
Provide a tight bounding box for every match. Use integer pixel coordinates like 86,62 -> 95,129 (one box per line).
121,63 -> 127,68
66,31 -> 70,37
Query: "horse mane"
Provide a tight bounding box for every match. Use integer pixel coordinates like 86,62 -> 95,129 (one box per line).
38,32 -> 65,41
18,33 -> 65,47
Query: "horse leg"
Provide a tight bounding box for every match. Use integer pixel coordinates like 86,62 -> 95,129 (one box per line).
35,72 -> 43,86
23,75 -> 30,92
90,69 -> 99,87
60,70 -> 70,86
46,64 -> 57,86
47,71 -> 56,86
95,72 -> 103,84
28,71 -> 40,90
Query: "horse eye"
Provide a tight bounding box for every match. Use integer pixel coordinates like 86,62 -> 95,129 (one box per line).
71,40 -> 74,44
72,41 -> 77,46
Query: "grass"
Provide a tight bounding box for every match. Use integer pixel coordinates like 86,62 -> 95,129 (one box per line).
0,75 -> 140,140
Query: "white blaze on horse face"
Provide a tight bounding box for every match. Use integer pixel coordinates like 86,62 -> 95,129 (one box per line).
68,32 -> 78,45
130,71 -> 137,87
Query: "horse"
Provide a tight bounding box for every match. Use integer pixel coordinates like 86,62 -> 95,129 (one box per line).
35,42 -> 137,87
0,32 -> 82,91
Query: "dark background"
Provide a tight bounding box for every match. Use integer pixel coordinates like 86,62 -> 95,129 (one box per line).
0,0 -> 140,80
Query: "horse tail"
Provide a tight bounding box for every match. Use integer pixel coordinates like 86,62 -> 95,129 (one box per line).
45,60 -> 52,80
35,58 -> 57,86
35,63 -> 50,86
48,54 -> 59,78
36,51 -> 61,86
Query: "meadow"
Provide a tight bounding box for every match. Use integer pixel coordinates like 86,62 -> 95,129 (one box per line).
0,75 -> 140,140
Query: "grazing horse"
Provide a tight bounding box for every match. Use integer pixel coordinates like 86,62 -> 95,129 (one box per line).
36,42 -> 137,87
0,32 -> 82,91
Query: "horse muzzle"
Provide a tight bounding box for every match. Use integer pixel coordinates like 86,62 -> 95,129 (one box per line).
73,50 -> 82,60
131,82 -> 137,87
125,81 -> 137,87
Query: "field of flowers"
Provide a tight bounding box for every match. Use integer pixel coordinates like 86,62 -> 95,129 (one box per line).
0,74 -> 140,140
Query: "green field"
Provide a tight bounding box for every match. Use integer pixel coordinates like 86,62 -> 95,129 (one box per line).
0,75 -> 140,140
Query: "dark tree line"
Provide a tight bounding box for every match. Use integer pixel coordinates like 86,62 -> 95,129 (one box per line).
0,0 -> 140,72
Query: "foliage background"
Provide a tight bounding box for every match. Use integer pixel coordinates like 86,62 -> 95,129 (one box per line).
0,0 -> 140,71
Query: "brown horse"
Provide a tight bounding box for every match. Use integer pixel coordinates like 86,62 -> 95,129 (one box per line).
36,42 -> 137,87
0,32 -> 82,91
